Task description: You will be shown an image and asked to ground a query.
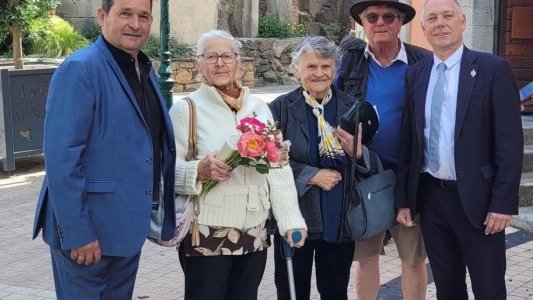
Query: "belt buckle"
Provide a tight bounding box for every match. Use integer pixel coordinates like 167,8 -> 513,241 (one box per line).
439,180 -> 447,189
439,179 -> 455,189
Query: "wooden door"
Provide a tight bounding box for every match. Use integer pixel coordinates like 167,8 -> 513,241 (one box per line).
497,0 -> 533,89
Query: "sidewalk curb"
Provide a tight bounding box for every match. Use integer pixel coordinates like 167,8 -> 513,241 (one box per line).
512,206 -> 533,232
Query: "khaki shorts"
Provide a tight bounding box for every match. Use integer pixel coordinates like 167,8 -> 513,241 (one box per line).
353,215 -> 427,265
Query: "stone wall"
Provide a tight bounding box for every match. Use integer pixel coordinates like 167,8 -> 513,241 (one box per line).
151,37 -> 304,91
153,57 -> 256,93
218,0 -> 259,38
260,0 -> 354,39
59,0 -> 259,45
460,0 -> 497,53
239,37 -> 303,86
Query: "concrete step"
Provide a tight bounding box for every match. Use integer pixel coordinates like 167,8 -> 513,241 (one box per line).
520,172 -> 533,206
522,115 -> 533,145
511,206 -> 533,232
522,145 -> 533,172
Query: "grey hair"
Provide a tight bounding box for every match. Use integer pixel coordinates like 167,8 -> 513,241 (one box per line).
421,0 -> 463,23
289,36 -> 339,75
195,29 -> 242,56
359,5 -> 406,24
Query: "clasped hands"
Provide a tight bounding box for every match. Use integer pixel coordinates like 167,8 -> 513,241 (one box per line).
309,125 -> 363,192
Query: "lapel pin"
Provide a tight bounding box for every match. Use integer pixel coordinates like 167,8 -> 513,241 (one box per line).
470,69 -> 477,78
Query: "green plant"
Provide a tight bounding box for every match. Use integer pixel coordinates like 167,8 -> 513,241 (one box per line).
81,21 -> 101,42
258,15 -> 307,38
141,34 -> 191,59
29,16 -> 90,58
321,23 -> 342,42
1,0 -> 61,68
0,0 -> 61,40
290,22 -> 308,37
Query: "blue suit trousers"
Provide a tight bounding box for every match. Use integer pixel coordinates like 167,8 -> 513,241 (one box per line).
50,248 -> 141,300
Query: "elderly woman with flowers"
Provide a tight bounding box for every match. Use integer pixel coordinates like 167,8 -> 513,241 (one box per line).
269,36 -> 371,300
168,29 -> 307,300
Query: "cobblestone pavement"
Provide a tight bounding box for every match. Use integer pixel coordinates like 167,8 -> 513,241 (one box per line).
1,85 -> 532,299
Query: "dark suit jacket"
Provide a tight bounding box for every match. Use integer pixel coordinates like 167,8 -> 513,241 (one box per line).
32,36 -> 177,256
269,87 -> 355,241
395,46 -> 523,228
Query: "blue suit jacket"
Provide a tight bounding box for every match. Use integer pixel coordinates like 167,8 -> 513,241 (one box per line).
396,46 -> 523,228
32,36 -> 176,256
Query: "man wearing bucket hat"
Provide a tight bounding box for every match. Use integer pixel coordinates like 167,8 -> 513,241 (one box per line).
334,0 -> 431,299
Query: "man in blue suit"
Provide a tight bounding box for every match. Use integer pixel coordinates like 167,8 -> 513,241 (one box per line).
396,0 -> 523,299
32,0 -> 176,298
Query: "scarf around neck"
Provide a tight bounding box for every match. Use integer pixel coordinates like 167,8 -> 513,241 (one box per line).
215,80 -> 245,111
303,89 -> 347,168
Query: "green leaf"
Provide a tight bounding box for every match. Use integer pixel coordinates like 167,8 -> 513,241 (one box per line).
255,164 -> 270,174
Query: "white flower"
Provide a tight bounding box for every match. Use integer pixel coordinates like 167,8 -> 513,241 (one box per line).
247,226 -> 268,251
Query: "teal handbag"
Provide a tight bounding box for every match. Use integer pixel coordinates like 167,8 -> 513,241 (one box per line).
342,100 -> 395,241
346,152 -> 396,241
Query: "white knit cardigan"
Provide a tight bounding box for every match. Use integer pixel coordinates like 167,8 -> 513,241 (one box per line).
168,83 -> 307,235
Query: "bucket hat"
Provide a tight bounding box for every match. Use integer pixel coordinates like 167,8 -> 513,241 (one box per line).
350,0 -> 416,25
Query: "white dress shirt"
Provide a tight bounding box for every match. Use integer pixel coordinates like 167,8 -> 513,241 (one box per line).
364,39 -> 409,67
423,45 -> 464,180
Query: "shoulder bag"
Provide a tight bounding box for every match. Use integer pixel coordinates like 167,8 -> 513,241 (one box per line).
342,99 -> 396,241
346,151 -> 396,240
149,97 -> 199,248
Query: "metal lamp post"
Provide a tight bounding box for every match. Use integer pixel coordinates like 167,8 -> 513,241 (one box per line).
158,0 -> 174,109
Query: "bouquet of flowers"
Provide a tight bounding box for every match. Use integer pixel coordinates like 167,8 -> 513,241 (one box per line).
201,115 -> 291,195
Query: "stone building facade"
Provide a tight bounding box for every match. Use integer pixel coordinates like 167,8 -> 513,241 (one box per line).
56,0 -> 512,87
58,0 -> 501,54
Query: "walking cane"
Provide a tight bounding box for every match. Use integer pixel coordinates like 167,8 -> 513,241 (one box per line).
281,230 -> 302,300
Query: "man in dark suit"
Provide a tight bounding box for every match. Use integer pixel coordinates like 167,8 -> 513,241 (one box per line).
395,0 -> 523,299
32,0 -> 176,298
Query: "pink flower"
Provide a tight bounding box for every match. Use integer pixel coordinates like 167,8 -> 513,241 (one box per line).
201,116 -> 287,195
264,141 -> 281,163
238,132 -> 265,158
237,117 -> 265,134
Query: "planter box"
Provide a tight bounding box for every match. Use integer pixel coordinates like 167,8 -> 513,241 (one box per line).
0,67 -> 55,171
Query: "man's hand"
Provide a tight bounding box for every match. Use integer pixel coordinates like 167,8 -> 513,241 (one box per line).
396,208 -> 417,227
335,124 -> 363,159
309,169 -> 342,191
483,212 -> 512,235
71,240 -> 101,265
197,151 -> 232,182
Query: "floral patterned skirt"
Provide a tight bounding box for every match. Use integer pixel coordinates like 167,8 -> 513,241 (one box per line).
181,221 -> 271,257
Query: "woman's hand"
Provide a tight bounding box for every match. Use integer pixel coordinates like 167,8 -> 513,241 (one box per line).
197,151 -> 232,182
309,169 -> 342,191
273,128 -> 284,143
285,229 -> 307,248
335,124 -> 363,159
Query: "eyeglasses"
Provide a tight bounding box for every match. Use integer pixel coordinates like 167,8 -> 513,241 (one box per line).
199,52 -> 238,64
364,12 -> 400,24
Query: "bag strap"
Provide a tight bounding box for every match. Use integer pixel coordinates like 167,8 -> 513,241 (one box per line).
346,101 -> 361,205
367,149 -> 384,174
183,97 -> 197,161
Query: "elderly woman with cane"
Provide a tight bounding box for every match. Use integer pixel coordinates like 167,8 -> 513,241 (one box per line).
269,36 -> 374,300
169,29 -> 307,300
